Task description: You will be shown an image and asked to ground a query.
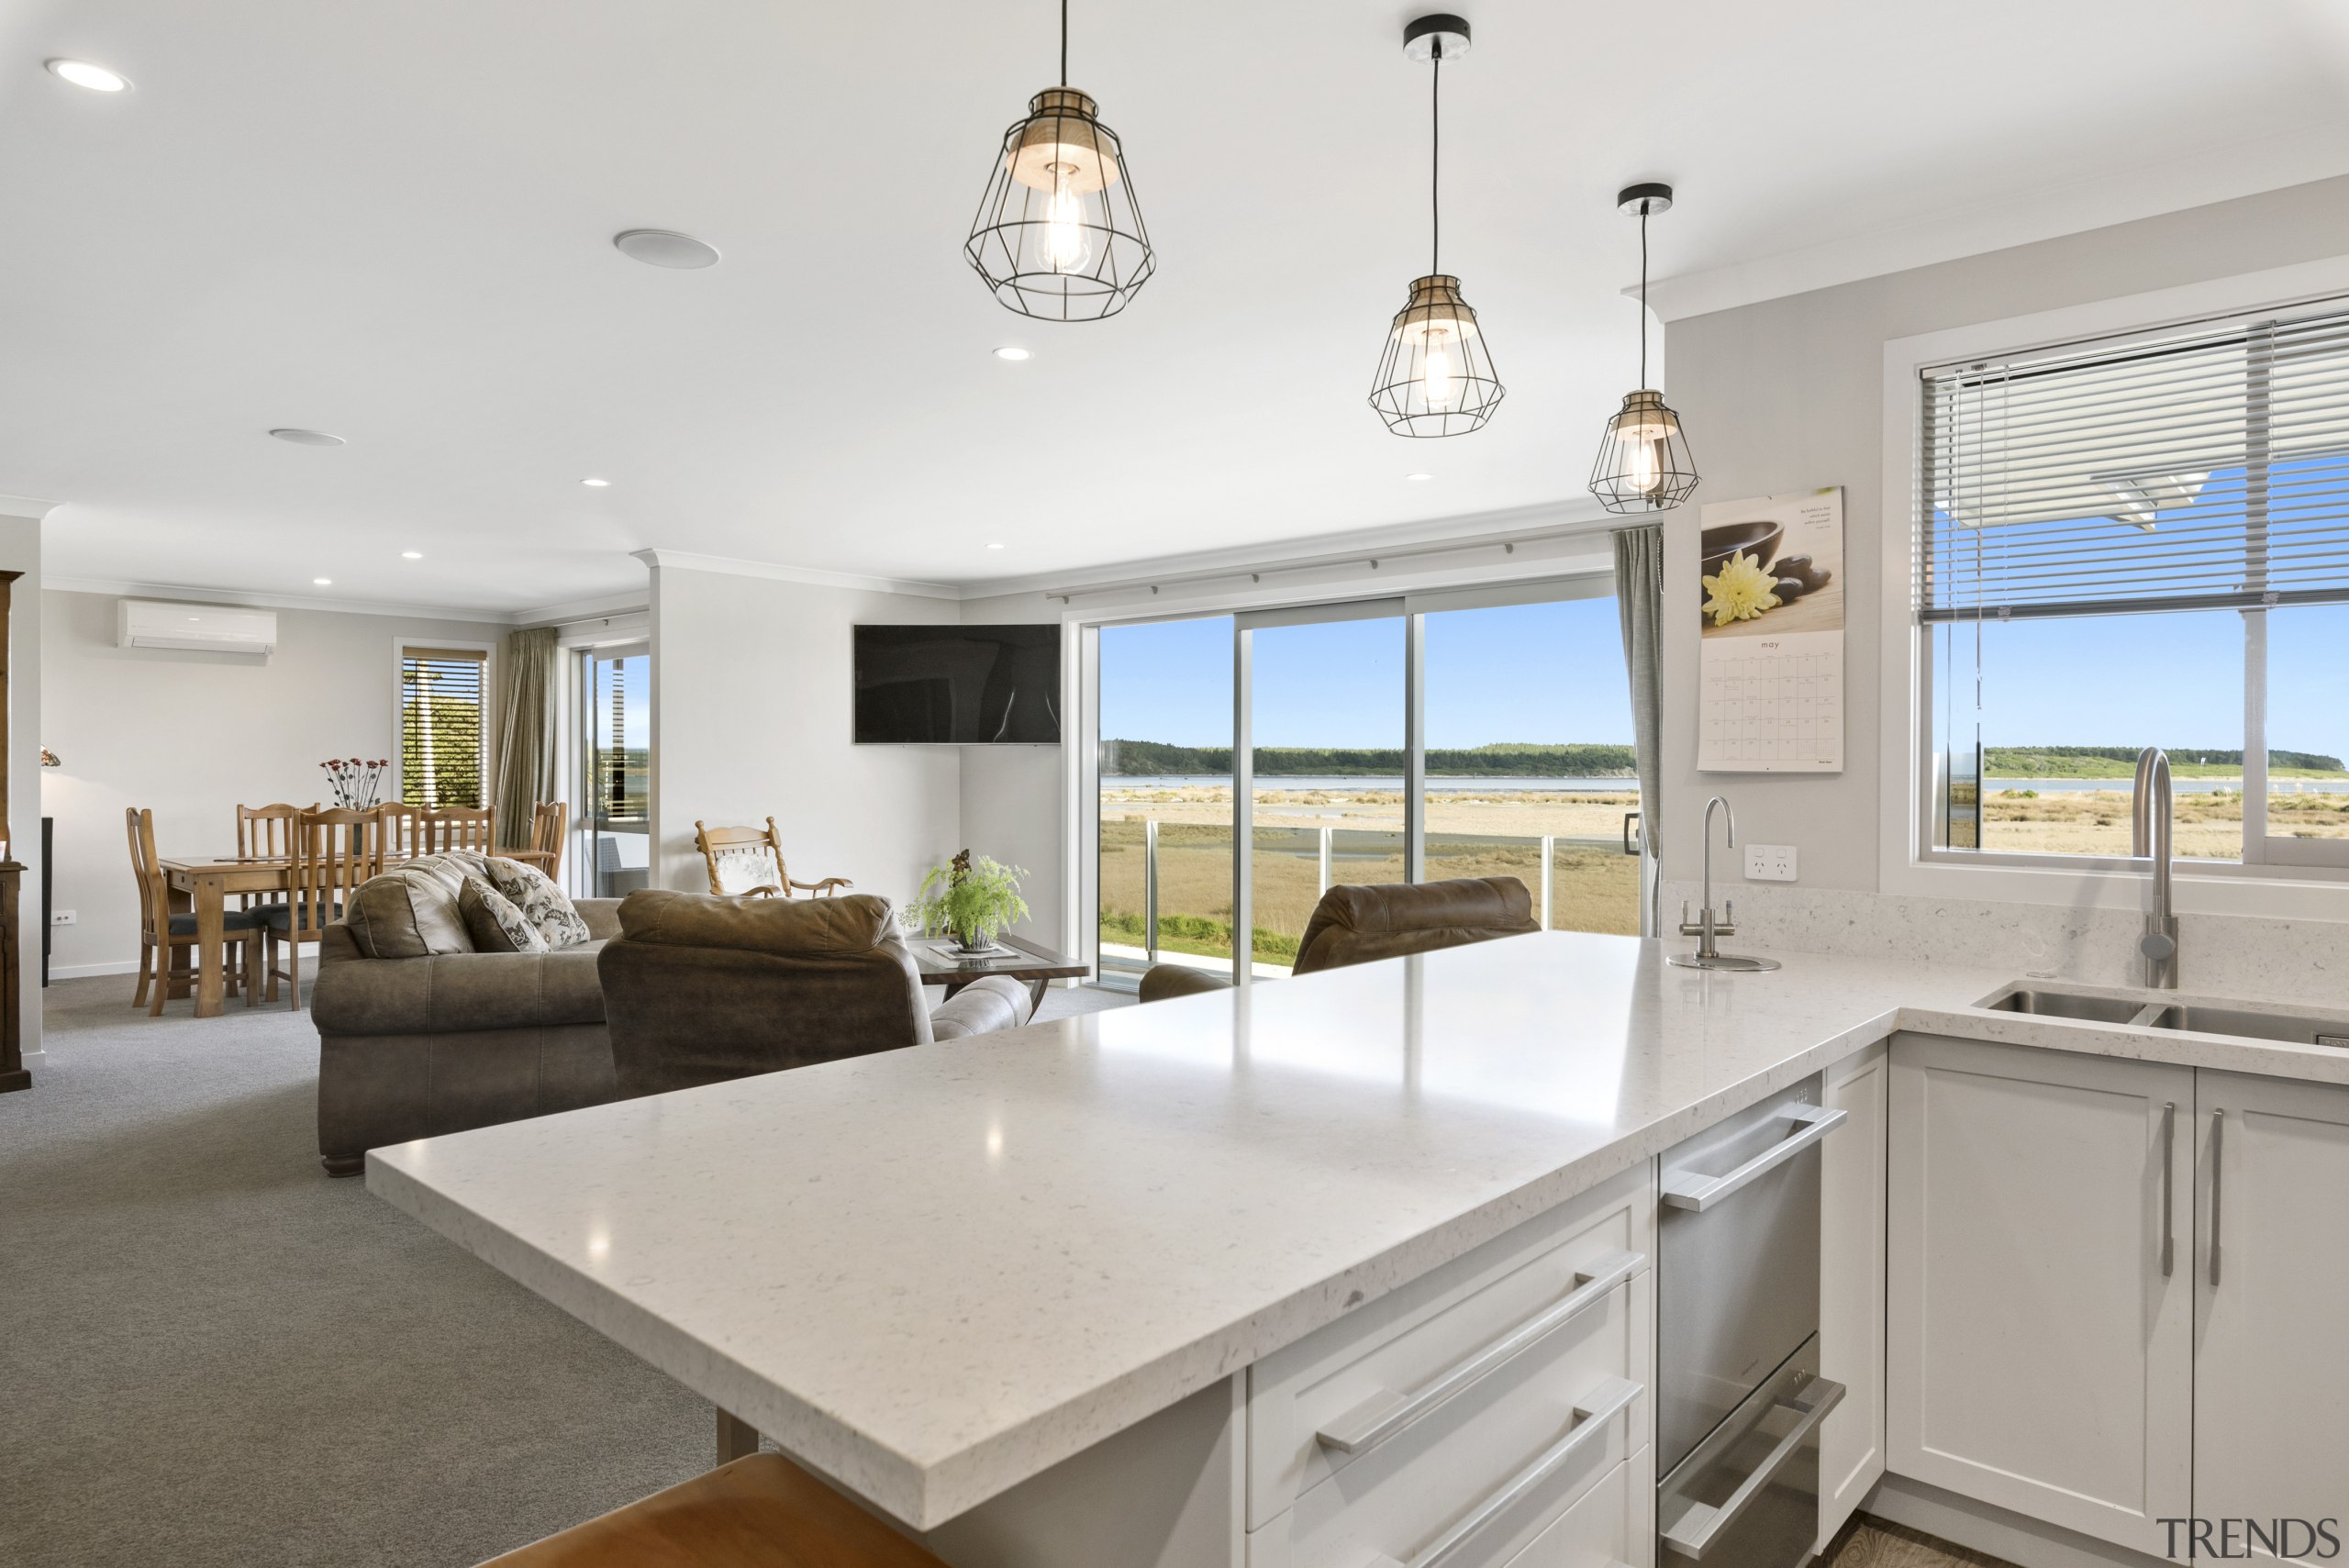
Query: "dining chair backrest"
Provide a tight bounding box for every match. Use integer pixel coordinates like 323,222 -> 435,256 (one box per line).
423,805 -> 495,855
236,802 -> 306,862
373,802 -> 425,860
289,808 -> 380,937
125,807 -> 168,942
529,800 -> 568,877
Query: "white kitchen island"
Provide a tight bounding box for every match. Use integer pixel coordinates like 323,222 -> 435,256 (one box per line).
366,931 -> 2349,1568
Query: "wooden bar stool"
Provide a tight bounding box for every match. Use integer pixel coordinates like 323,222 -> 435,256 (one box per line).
477,1452 -> 948,1568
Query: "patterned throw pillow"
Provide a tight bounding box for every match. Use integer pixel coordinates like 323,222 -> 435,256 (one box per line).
483,856 -> 593,949
458,876 -> 548,953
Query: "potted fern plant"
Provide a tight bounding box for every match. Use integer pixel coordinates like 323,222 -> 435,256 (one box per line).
910,850 -> 1030,952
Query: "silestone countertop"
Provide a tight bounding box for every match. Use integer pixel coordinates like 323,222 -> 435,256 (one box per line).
365,932 -> 2349,1529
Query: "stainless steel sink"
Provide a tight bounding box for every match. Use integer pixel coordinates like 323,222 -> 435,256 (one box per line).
1978,986 -> 2157,1025
2144,1003 -> 2349,1049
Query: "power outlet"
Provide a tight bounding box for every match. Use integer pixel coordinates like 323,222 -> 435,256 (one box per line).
1743,845 -> 1798,883
50,909 -> 77,926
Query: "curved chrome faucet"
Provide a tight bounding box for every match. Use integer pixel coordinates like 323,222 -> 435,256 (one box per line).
1669,795 -> 1781,972
2132,747 -> 2179,988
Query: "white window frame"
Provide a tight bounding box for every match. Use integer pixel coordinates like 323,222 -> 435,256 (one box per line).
1877,254 -> 2349,920
390,635 -> 496,810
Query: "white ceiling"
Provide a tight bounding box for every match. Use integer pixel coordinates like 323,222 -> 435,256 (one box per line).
5,0 -> 2347,615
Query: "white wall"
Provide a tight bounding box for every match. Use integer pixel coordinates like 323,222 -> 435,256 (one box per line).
2,515 -> 39,1061
1657,172 -> 2349,893
957,589 -> 1068,951
40,589 -> 501,975
645,562 -> 964,917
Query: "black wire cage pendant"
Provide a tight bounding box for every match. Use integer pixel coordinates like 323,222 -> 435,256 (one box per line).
1369,16 -> 1503,438
1590,183 -> 1698,510
964,4 -> 1154,322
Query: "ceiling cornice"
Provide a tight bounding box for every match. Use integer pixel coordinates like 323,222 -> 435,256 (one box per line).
43,575 -> 521,624
631,548 -> 960,601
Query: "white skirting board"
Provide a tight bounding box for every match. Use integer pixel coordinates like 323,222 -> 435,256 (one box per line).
48,960 -> 142,980
1864,1474 -> 2173,1568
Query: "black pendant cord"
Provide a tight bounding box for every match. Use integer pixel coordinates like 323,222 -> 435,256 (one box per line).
1638,205 -> 1649,389
1060,0 -> 1068,84
1430,44 -> 1442,278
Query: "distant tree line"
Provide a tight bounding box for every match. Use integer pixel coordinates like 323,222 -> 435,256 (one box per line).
1099,740 -> 1639,777
1983,745 -> 2343,774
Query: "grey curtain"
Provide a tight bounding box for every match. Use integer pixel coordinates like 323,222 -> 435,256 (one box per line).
493,626 -> 559,848
1612,525 -> 1665,936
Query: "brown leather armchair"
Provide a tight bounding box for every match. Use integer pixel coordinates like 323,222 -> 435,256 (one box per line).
1138,876 -> 1541,1003
598,889 -> 1030,1096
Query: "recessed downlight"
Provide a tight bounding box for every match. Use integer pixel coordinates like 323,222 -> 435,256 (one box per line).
312,577 -> 333,586
612,228 -> 720,269
993,346 -> 1031,361
269,428 -> 345,447
1406,472 -> 1435,482
580,477 -> 611,488
986,541 -> 1007,550
47,58 -> 129,92
401,550 -> 423,561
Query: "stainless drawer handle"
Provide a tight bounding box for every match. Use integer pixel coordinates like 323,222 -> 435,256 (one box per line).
1317,1250 -> 1642,1454
1659,1376 -> 1845,1560
1361,1375 -> 1642,1568
1660,1105 -> 1846,1211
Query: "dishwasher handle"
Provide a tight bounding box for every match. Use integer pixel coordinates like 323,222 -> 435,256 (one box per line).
1660,1104 -> 1846,1212
1659,1375 -> 1846,1560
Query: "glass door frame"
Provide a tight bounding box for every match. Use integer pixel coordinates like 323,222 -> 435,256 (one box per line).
571,639 -> 651,900
1087,571 -> 1628,992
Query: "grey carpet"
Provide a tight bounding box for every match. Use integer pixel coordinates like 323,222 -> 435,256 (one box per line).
0,976 -> 1130,1568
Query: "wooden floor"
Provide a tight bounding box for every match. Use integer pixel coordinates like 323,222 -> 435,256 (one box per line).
1822,1516 -> 2021,1568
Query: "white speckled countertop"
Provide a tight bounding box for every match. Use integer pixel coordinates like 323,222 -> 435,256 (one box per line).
365,932 -> 2349,1529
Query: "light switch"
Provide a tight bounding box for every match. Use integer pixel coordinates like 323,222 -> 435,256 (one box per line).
50,909 -> 77,926
1743,845 -> 1798,882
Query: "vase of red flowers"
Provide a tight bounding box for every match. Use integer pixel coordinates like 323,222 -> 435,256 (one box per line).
321,758 -> 389,809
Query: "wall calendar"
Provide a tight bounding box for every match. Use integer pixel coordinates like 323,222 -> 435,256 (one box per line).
1697,487 -> 1845,773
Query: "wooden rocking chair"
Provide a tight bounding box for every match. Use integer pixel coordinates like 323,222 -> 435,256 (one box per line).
694,818 -> 851,900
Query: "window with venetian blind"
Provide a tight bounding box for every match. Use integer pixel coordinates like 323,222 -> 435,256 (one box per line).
398,646 -> 487,809
1917,300 -> 2349,871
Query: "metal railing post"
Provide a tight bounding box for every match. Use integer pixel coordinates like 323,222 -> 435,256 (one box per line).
1319,826 -> 1332,896
1540,835 -> 1554,930
1144,818 -> 1160,961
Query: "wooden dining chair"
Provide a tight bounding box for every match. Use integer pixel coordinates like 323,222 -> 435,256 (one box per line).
373,802 -> 426,861
693,817 -> 852,899
234,802 -> 306,913
268,808 -> 380,1009
422,805 -> 495,856
500,800 -> 567,878
128,807 -> 263,1016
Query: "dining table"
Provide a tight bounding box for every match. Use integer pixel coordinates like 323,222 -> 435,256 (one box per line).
159,847 -> 559,1018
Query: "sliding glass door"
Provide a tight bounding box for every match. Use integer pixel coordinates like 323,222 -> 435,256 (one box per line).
578,644 -> 650,898
1089,577 -> 1642,989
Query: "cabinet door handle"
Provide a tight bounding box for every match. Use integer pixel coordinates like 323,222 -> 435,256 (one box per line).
2210,1107 -> 2224,1288
1661,1105 -> 1847,1211
1660,1376 -> 1847,1560
1316,1250 -> 1642,1454
1382,1375 -> 1642,1568
2160,1101 -> 2176,1277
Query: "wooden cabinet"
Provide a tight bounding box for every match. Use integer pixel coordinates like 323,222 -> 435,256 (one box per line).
2192,1070 -> 2349,1564
1886,1035 -> 2194,1558
1817,1041 -> 1887,1549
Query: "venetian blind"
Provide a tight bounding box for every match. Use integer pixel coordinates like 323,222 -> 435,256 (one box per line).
399,646 -> 485,808
1919,302 -> 2349,621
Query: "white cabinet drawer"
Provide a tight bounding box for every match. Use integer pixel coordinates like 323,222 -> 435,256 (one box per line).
1252,1272 -> 1650,1568
1250,1162 -> 1653,1529
1503,1447 -> 1652,1568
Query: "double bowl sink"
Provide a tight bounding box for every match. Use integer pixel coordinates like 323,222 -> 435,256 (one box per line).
1982,984 -> 2349,1051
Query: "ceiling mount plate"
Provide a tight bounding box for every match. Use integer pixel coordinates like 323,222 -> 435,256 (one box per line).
1403,14 -> 1472,61
1618,183 -> 1674,217
612,228 -> 722,270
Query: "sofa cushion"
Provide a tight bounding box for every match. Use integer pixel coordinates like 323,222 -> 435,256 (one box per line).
484,856 -> 593,949
617,888 -> 895,956
460,875 -> 548,953
311,943 -> 609,1035
1293,876 -> 1539,975
345,865 -> 476,960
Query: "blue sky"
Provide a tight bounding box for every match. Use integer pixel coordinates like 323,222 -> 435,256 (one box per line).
1099,598 -> 1637,749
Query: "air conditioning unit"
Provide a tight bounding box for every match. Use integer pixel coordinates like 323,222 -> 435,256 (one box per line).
117,599 -> 279,657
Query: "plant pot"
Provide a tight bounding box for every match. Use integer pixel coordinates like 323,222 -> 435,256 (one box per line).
953,930 -> 992,954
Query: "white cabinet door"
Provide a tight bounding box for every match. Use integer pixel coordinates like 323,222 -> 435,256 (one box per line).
1887,1036 -> 2192,1558
1818,1040 -> 1887,1550
2193,1070 -> 2349,1566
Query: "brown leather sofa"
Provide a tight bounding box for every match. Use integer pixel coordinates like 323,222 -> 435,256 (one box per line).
312,853 -> 622,1176
1139,876 -> 1540,1003
597,889 -> 1030,1097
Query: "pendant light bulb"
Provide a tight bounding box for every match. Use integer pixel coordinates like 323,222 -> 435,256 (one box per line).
1590,184 -> 1699,511
1369,17 -> 1504,439
1037,167 -> 1092,273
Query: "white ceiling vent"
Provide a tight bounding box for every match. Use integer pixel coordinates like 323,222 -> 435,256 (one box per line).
117,599 -> 278,657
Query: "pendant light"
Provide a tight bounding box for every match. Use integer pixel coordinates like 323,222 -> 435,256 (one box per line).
1368,15 -> 1503,439
1589,183 -> 1698,511
964,0 -> 1155,322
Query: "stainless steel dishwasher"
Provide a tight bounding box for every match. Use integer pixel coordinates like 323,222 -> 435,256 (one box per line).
1656,1076 -> 1847,1567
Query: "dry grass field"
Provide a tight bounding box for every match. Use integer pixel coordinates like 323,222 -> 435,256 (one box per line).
1980,787 -> 2349,857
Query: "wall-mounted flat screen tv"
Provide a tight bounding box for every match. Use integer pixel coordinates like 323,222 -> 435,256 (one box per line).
853,624 -> 1061,744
